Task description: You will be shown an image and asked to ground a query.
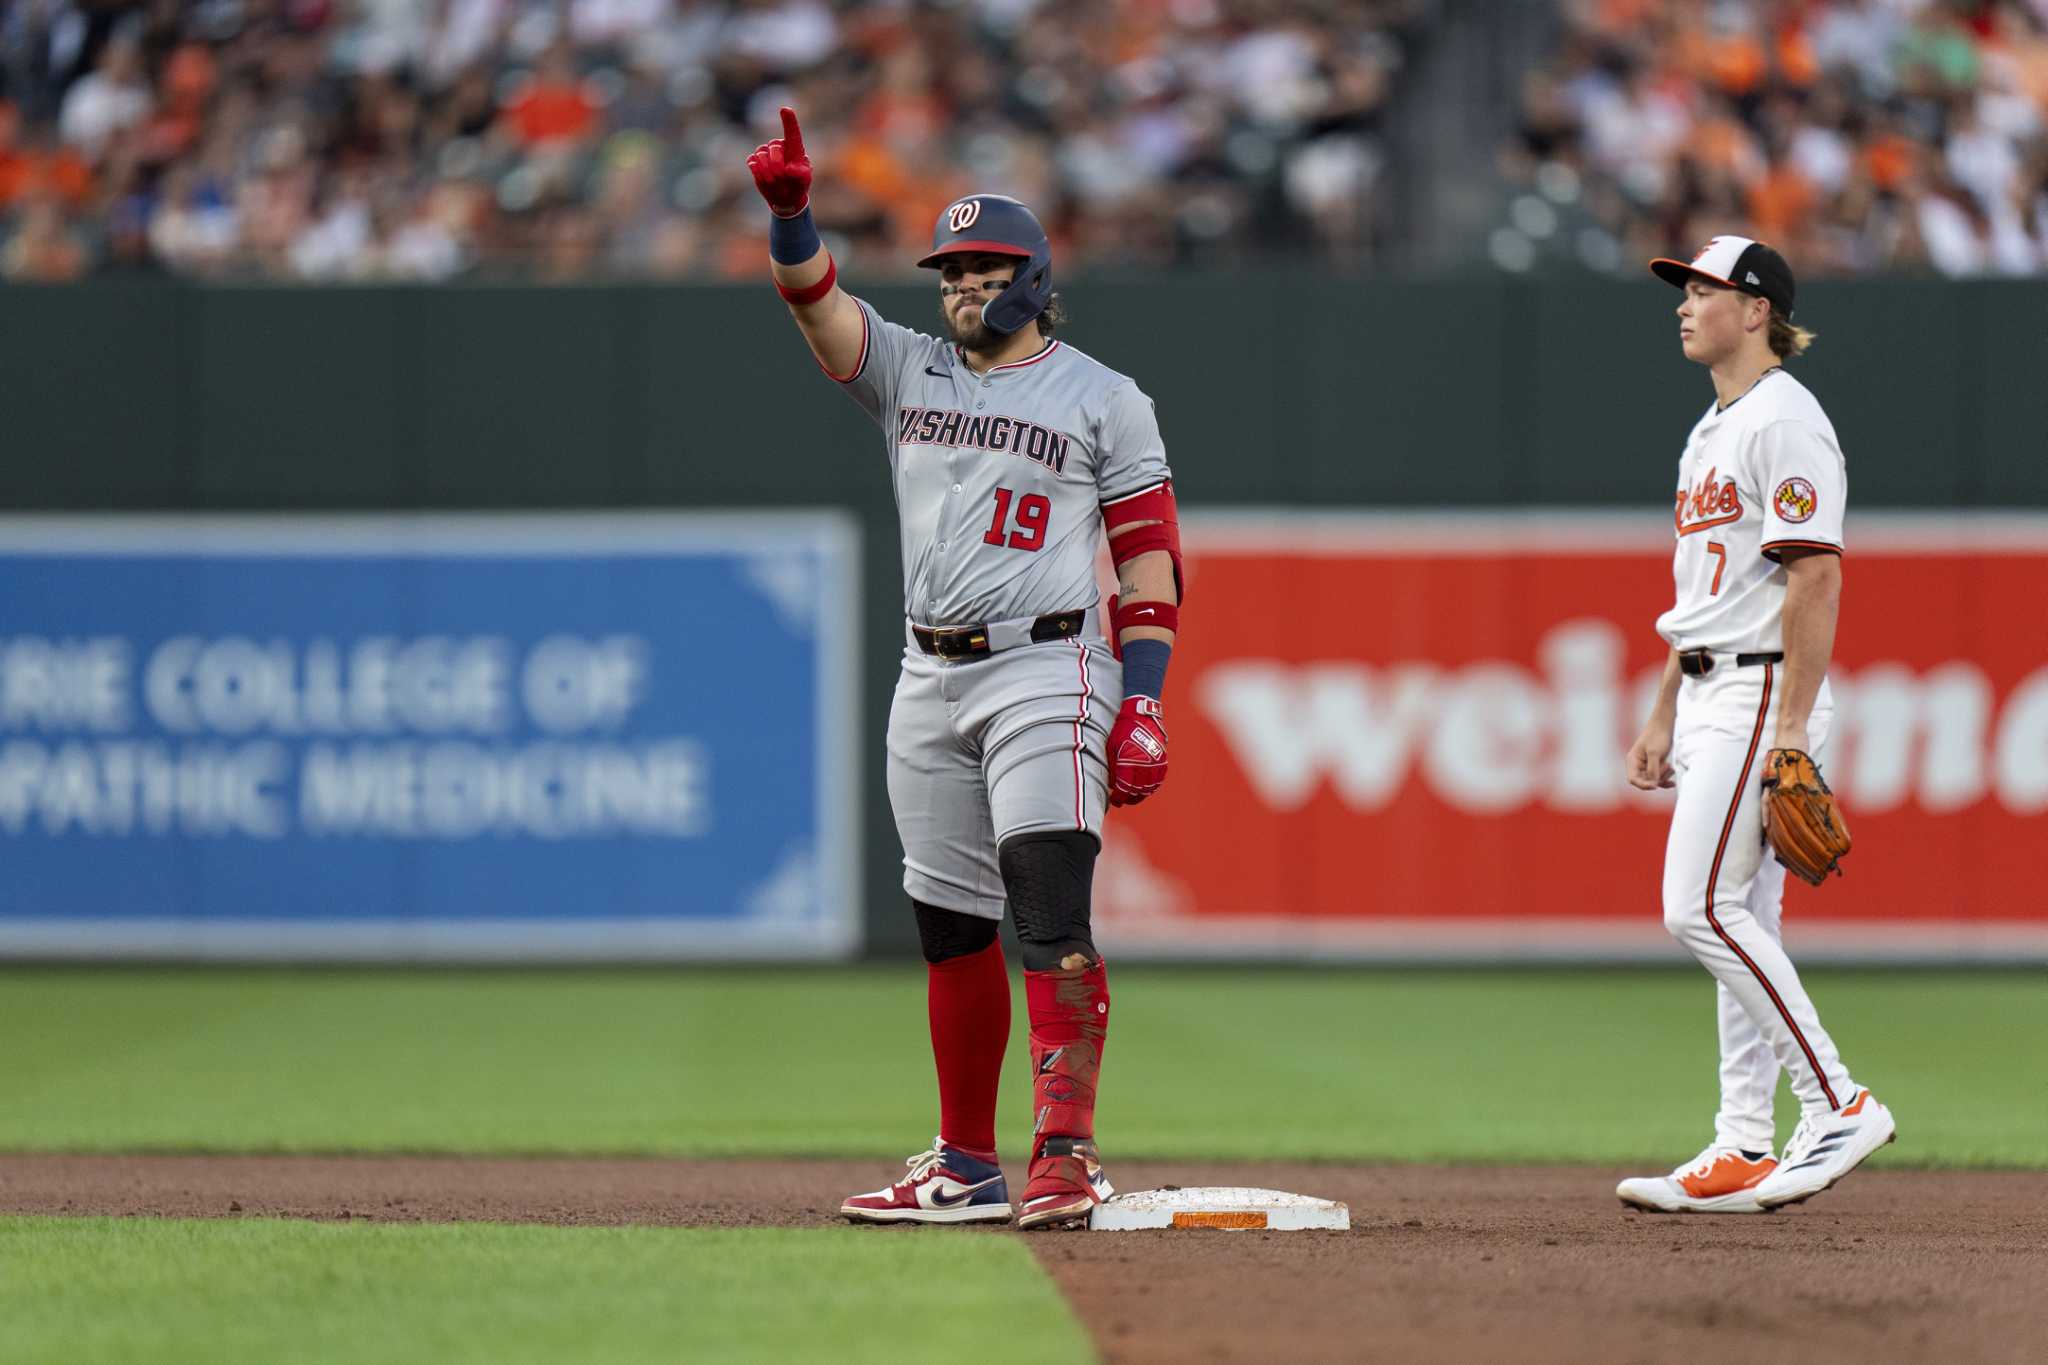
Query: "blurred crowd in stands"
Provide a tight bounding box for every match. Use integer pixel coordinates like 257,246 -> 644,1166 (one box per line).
0,0 -> 1420,282
5,0 -> 2042,284
1502,0 -> 2048,277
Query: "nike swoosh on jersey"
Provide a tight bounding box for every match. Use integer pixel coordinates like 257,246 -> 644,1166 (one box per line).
924,365 -> 950,378
926,1175 -> 1002,1207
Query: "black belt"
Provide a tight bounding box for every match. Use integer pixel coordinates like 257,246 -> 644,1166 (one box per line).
912,609 -> 1086,660
1678,649 -> 1783,678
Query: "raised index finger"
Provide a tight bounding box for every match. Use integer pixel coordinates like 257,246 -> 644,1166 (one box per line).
780,107 -> 805,159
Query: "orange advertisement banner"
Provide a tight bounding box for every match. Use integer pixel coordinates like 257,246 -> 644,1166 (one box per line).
1094,513 -> 2048,960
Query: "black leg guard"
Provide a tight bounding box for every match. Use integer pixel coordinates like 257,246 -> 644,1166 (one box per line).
913,900 -> 999,964
999,830 -> 1099,972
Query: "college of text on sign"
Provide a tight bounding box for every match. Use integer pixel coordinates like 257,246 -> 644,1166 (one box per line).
1094,513 -> 2048,961
0,514 -> 859,960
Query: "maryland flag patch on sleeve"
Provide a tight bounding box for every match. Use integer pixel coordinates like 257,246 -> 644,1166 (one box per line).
1773,477 -> 1817,523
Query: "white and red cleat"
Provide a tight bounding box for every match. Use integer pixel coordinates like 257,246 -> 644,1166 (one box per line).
1617,1144 -> 1778,1214
1016,1136 -> 1114,1230
839,1139 -> 1012,1225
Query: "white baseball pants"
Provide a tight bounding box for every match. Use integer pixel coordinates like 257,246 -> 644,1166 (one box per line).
1663,659 -> 1860,1150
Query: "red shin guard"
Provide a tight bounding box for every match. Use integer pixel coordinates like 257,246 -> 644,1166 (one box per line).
927,940 -> 1010,1160
1024,959 -> 1110,1150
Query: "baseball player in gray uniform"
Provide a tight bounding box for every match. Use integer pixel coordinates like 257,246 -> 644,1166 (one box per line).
748,109 -> 1182,1230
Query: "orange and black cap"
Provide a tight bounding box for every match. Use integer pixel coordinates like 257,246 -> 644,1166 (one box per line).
1650,235 -> 1796,320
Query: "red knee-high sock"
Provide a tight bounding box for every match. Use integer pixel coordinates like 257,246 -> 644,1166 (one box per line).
1024,959 -> 1110,1153
928,940 -> 1010,1161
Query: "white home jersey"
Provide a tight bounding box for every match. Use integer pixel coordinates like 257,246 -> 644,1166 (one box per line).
833,298 -> 1172,627
1654,368 -> 1846,654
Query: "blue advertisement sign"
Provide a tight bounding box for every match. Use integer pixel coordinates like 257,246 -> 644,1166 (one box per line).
0,514 -> 860,959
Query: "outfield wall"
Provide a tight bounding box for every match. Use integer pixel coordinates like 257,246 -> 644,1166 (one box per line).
0,514 -> 861,960
1097,511 -> 2048,962
2,276 -> 2043,959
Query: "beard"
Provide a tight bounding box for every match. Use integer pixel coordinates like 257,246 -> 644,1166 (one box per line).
939,297 -> 1003,352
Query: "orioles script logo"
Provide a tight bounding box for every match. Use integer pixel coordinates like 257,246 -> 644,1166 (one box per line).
1675,466 -> 1743,535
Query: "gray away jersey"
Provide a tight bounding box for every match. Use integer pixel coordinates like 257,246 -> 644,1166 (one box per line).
832,297 -> 1173,626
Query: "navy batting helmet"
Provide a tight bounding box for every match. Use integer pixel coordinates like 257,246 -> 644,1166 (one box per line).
916,193 -> 1052,336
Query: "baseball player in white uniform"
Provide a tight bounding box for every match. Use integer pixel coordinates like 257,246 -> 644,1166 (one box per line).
1617,237 -> 1896,1215
746,111 -> 1182,1230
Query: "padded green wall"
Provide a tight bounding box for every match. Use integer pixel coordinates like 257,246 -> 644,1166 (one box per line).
6,276 -> 2041,951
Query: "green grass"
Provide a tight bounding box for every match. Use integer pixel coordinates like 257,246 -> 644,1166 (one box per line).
0,967 -> 2040,1166
0,1216 -> 1087,1365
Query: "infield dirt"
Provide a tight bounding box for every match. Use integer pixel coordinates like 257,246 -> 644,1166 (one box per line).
2,1154 -> 2041,1364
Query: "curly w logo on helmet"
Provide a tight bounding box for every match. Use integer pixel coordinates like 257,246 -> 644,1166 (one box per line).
946,199 -> 982,232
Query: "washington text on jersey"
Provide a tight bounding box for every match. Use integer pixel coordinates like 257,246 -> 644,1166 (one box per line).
894,406 -> 1077,474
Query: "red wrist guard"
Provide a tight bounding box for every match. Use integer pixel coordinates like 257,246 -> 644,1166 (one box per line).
1112,598 -> 1179,635
775,254 -> 836,306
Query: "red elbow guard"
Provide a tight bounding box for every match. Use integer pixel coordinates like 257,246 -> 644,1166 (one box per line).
1102,479 -> 1184,599
775,254 -> 837,306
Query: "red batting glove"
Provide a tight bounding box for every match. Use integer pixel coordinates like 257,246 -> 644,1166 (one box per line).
1106,696 -> 1169,807
746,106 -> 812,217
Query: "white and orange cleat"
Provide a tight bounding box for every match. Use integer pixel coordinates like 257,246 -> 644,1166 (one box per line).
1617,1144 -> 1778,1214
1755,1090 -> 1896,1209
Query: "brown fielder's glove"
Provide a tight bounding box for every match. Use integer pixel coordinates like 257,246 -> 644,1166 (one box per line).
1761,749 -> 1852,886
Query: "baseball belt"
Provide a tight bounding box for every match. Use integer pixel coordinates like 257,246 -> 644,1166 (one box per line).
910,608 -> 1091,661
1678,649 -> 1785,678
